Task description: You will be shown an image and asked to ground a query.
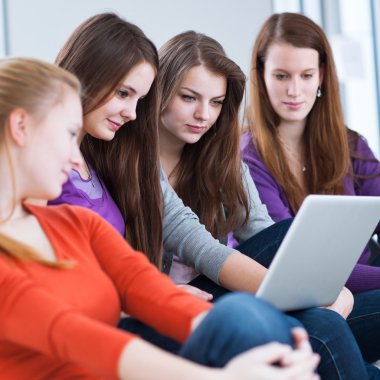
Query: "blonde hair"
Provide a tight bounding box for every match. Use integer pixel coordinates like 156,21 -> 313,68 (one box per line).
0,57 -> 81,267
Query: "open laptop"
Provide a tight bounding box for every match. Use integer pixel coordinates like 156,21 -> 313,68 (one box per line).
256,194 -> 380,311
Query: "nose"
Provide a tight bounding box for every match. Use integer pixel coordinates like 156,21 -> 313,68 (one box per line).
121,100 -> 137,122
194,101 -> 210,121
287,77 -> 301,98
70,141 -> 83,170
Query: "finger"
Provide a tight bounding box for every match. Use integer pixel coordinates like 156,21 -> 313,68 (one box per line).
242,343 -> 292,364
177,284 -> 212,300
291,327 -> 313,352
279,353 -> 320,379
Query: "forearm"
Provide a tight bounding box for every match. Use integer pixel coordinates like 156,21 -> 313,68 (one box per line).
118,339 -> 229,380
218,251 -> 267,293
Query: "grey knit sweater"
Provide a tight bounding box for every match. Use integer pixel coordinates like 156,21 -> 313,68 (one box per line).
161,163 -> 274,284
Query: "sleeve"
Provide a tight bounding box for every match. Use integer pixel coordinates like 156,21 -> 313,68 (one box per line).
351,136 -> 380,235
78,208 -> 212,343
232,163 -> 274,244
161,170 -> 236,284
0,258 -> 131,380
346,263 -> 380,293
241,133 -> 294,222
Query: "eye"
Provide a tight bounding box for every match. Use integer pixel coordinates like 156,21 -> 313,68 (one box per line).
181,94 -> 196,102
274,73 -> 288,80
117,89 -> 129,99
69,130 -> 79,140
303,73 -> 314,79
211,99 -> 224,107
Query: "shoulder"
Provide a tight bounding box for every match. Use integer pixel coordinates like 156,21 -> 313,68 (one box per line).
348,129 -> 376,157
26,203 -> 102,226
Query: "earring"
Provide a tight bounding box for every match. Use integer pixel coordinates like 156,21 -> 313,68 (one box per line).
317,87 -> 322,98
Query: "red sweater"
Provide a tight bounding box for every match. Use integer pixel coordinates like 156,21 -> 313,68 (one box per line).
0,204 -> 211,379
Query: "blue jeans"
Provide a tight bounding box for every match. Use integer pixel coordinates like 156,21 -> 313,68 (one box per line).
190,219 -> 380,379
119,293 -> 299,367
179,292 -> 296,366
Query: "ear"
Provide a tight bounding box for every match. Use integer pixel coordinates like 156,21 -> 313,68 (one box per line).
7,108 -> 29,147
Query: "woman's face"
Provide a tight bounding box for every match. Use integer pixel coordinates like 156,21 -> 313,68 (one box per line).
263,42 -> 323,128
160,65 -> 227,148
83,61 -> 155,141
22,86 -> 83,200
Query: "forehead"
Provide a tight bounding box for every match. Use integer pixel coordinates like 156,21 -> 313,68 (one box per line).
41,86 -> 82,125
120,61 -> 156,95
180,65 -> 227,95
265,43 -> 319,71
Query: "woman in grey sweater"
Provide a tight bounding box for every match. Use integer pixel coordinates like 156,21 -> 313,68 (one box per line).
157,30 -> 380,379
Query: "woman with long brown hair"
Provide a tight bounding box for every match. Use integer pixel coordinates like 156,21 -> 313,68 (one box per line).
242,12 -> 380,294
242,11 -> 380,375
49,12 -> 163,267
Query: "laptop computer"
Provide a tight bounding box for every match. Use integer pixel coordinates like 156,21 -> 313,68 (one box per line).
256,194 -> 380,311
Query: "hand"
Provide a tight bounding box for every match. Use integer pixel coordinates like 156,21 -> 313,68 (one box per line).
321,287 -> 354,319
225,341 -> 320,380
177,284 -> 213,301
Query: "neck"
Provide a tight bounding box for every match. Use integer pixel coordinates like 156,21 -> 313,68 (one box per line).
0,193 -> 26,224
277,120 -> 305,149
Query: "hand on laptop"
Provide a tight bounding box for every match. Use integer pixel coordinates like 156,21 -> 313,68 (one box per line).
321,287 -> 354,319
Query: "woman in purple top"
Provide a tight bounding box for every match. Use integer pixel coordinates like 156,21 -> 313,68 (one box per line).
49,13 -> 163,266
47,12 -> 183,352
241,12 -> 380,295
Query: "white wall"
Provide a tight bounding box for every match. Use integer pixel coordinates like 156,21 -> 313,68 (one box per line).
3,0 -> 272,78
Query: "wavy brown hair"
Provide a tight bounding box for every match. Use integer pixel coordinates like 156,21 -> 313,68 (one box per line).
158,31 -> 249,238
0,57 -> 81,268
56,13 -> 163,267
248,12 -> 349,213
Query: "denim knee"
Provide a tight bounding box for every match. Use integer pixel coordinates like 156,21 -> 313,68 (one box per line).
179,292 -> 293,366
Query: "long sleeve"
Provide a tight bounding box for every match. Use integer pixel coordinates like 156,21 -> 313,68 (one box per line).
77,206 -> 212,342
349,135 -> 380,235
0,258 -> 130,380
241,131 -> 380,294
161,170 -> 236,284
241,132 -> 294,222
232,163 -> 274,244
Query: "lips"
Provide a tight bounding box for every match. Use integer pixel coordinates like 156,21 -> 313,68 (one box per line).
283,102 -> 304,110
107,119 -> 122,132
186,124 -> 207,133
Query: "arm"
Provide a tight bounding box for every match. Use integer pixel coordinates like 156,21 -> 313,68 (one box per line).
0,258 -> 132,379
241,132 -> 294,222
161,173 -> 267,292
118,337 -> 319,380
73,207 -> 212,343
232,163 -> 274,244
351,136 -> 380,235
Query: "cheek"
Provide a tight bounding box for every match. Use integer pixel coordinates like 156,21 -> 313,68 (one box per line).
211,108 -> 223,125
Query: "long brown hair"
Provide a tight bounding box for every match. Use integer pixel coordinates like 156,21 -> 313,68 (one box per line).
0,57 -> 81,267
158,31 -> 249,238
56,13 -> 163,267
248,12 -> 349,213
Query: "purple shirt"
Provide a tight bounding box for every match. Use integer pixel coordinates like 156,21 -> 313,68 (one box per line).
241,130 -> 380,293
49,168 -> 125,236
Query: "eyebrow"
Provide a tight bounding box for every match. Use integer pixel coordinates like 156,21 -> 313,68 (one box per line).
272,67 -> 317,72
181,86 -> 225,99
120,84 -> 137,94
